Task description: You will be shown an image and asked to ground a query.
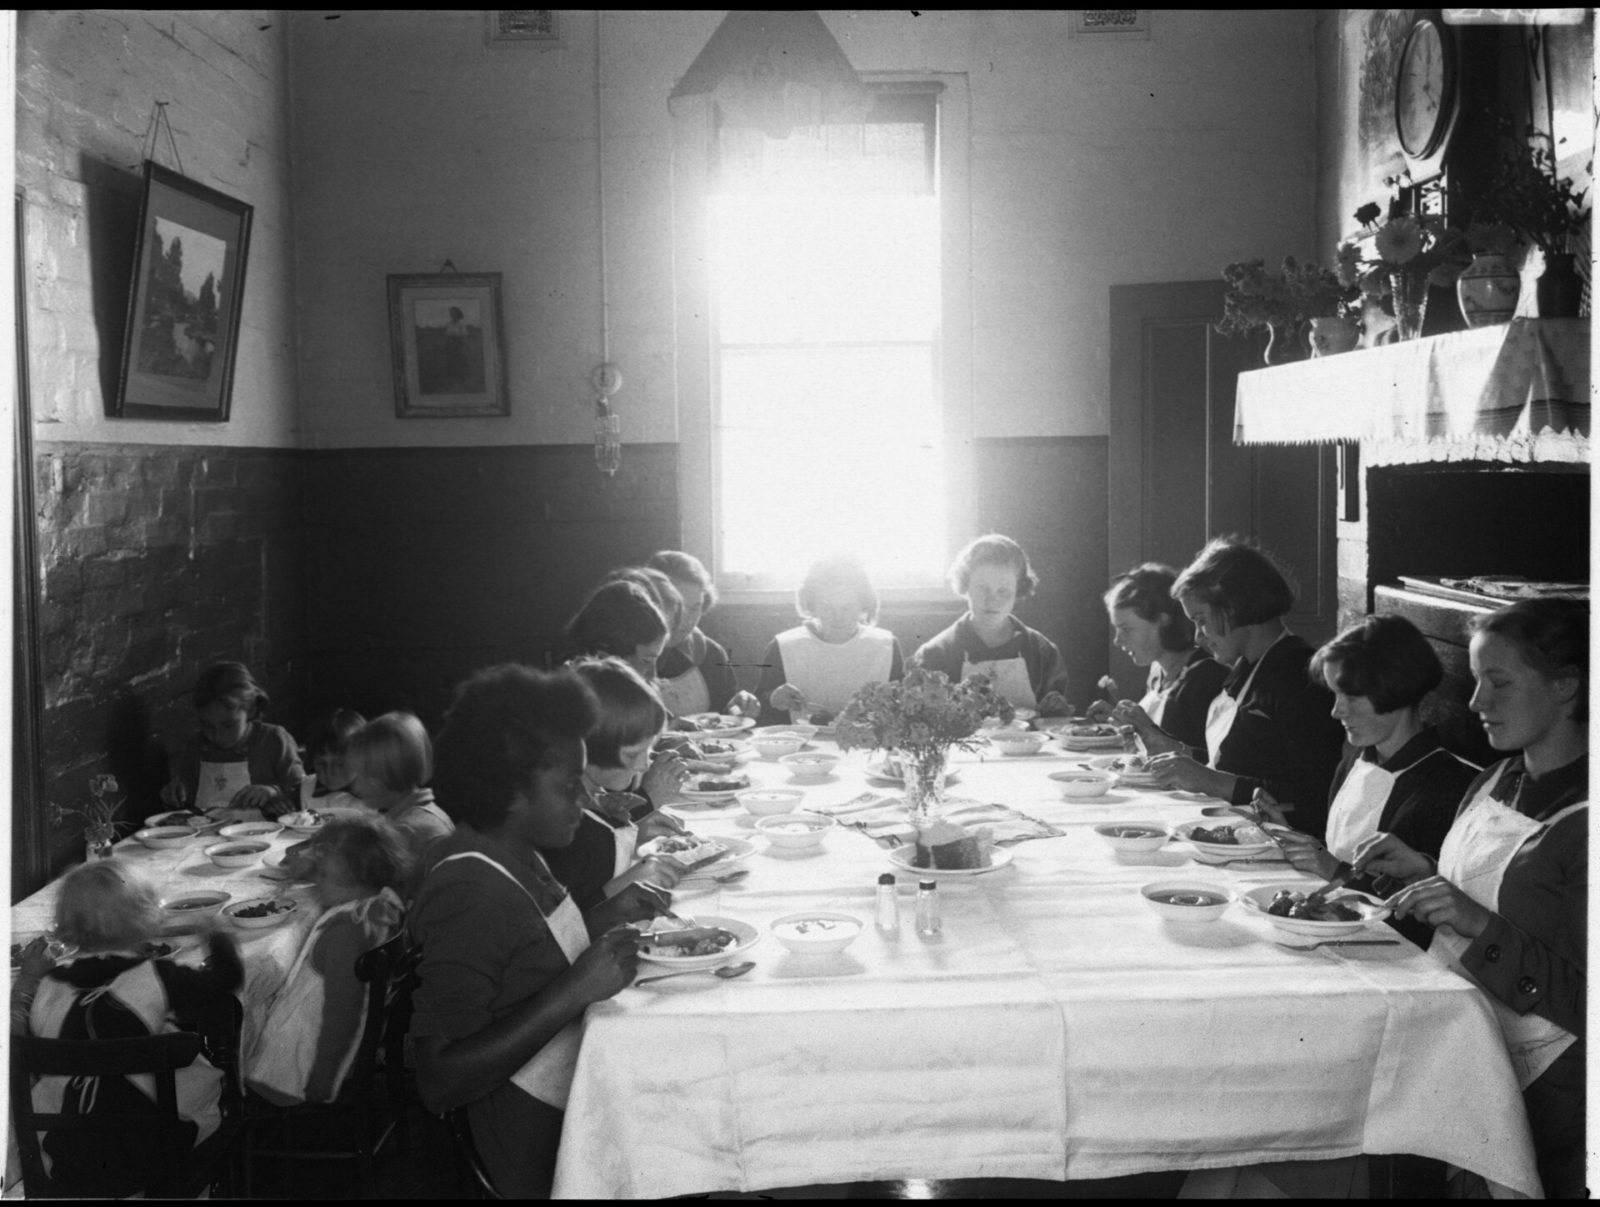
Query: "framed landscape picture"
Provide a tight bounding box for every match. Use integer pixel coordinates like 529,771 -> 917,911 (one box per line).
114,162 -> 253,420
387,273 -> 509,418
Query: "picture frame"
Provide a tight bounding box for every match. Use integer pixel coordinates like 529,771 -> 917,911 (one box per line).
487,10 -> 563,48
386,273 -> 510,418
114,162 -> 253,421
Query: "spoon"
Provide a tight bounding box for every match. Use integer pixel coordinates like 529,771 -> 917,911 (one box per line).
635,961 -> 756,987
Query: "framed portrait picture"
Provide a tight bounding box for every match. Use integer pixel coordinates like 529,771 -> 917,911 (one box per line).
387,273 -> 510,418
114,162 -> 253,421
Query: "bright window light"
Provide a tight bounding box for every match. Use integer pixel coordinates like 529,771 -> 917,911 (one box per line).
708,106 -> 945,591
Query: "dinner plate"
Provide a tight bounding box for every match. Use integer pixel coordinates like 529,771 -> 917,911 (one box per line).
678,772 -> 754,803
1173,820 -> 1278,860
864,759 -> 961,788
276,810 -> 330,836
635,915 -> 758,969
887,844 -> 1013,877
679,713 -> 757,739
223,897 -> 300,930
1056,731 -> 1127,752
1087,754 -> 1161,788
258,850 -> 298,881
1241,883 -> 1392,938
219,821 -> 283,840
676,837 -> 757,879
688,738 -> 755,766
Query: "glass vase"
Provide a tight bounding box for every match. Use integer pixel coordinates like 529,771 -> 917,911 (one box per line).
1455,252 -> 1520,328
1262,321 -> 1306,367
901,749 -> 949,828
1389,271 -> 1429,340
85,829 -> 116,862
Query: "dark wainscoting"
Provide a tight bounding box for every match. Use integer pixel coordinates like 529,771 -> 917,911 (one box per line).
301,443 -> 682,731
24,442 -> 307,895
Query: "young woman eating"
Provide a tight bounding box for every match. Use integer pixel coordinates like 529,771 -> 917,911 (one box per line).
1356,599 -> 1587,1198
1144,537 -> 1345,836
409,664 -> 664,1198
1089,563 -> 1227,756
757,555 -> 905,726
565,578 -> 672,684
911,534 -> 1068,715
647,549 -> 759,718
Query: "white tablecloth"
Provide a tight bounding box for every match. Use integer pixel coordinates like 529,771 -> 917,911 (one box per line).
552,744 -> 1541,1199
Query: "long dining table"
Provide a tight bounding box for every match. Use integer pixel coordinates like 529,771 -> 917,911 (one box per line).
552,735 -> 1542,1200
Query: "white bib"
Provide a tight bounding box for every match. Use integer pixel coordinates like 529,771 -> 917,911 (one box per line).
656,664 -> 711,719
196,760 -> 254,812
1323,758 -> 1398,863
776,625 -> 895,716
1202,633 -> 1288,767
435,850 -> 591,1108
1428,764 -> 1584,1090
582,807 -> 639,880
960,653 -> 1036,709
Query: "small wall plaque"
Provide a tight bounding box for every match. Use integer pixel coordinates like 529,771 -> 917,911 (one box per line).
487,10 -> 563,48
1070,10 -> 1152,40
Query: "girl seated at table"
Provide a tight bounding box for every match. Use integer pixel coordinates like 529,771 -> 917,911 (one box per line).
161,661 -> 305,819
540,657 -> 689,909
349,712 -> 453,862
565,578 -> 671,683
409,664 -> 661,1198
1272,615 -> 1478,906
244,817 -> 407,1106
647,549 -> 760,718
1088,563 -> 1227,756
757,554 -> 905,725
299,706 -> 368,812
911,534 -> 1068,715
1144,537 -> 1345,837
1357,598 -> 1587,1198
11,860 -> 243,1198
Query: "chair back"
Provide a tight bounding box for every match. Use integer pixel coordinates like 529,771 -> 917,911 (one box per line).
349,930 -> 409,1086
447,1107 -> 505,1199
10,1031 -> 204,1198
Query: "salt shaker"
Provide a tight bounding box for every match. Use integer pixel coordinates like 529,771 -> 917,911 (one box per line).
915,880 -> 941,936
875,873 -> 899,933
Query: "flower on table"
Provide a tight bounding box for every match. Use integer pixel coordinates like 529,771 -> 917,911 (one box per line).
835,669 -> 1013,760
50,773 -> 132,842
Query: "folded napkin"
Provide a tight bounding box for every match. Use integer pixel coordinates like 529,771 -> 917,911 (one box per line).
816,792 -> 1063,849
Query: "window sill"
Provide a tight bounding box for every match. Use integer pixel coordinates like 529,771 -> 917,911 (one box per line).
715,585 -> 958,610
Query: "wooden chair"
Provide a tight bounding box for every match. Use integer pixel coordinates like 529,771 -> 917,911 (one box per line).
241,930 -> 415,1197
446,1107 -> 505,1200
10,1030 -> 243,1198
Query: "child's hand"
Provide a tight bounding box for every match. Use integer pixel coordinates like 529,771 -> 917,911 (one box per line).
769,684 -> 808,715
160,780 -> 189,809
640,753 -> 689,804
635,810 -> 686,845
726,690 -> 760,717
229,785 -> 276,813
17,936 -> 57,981
1037,691 -> 1069,717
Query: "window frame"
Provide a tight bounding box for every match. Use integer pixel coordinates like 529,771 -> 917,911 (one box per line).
672,73 -> 973,605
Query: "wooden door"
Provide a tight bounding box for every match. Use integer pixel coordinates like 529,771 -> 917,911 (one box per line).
1106,281 -> 1337,699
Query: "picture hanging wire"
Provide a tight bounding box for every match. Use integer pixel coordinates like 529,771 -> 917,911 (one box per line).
438,259 -> 460,276
139,101 -> 186,176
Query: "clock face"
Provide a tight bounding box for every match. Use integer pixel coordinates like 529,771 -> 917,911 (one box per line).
1397,20 -> 1446,158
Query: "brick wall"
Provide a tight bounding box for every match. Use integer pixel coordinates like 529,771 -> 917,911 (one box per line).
30,443 -> 306,883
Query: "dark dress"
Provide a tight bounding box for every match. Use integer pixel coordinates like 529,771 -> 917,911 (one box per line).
1144,648 -> 1229,758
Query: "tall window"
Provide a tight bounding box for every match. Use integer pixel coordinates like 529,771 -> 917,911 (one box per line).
708,90 -> 945,590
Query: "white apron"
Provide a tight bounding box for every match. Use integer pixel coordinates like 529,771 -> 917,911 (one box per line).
777,625 -> 895,717
1428,764 -> 1584,1090
961,652 -> 1037,709
436,851 -> 591,1109
656,664 -> 711,719
195,760 -> 253,812
1203,633 -> 1280,766
1323,758 -> 1398,863
1139,661 -> 1178,729
581,806 -> 639,879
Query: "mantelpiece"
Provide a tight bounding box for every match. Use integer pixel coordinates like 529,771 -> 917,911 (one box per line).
1233,318 -> 1590,465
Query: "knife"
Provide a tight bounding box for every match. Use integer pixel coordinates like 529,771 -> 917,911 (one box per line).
638,926 -> 736,949
1302,860 -> 1356,908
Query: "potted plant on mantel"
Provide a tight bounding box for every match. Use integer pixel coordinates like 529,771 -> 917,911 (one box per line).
1470,131 -> 1591,319
1217,257 -> 1358,366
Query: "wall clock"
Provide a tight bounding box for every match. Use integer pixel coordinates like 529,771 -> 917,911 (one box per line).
1394,13 -> 1459,172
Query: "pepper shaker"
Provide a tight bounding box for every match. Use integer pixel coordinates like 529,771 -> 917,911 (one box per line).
915,880 -> 941,936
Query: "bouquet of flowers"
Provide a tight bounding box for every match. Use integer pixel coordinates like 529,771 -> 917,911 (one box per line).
836,669 -> 1013,760
1218,257 -> 1358,335
1336,201 -> 1471,296
50,773 -> 131,855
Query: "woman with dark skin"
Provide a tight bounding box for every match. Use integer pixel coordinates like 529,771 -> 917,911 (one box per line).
409,664 -> 666,1198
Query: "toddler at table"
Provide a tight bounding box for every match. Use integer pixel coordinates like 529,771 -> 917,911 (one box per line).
298,706 -> 369,813
162,661 -> 304,820
911,534 -> 1069,715
243,817 -> 407,1106
11,860 -> 243,1198
541,657 -> 689,909
756,554 -> 905,725
348,712 -> 453,865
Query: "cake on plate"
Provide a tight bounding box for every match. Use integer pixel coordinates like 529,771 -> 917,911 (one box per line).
912,819 -> 992,870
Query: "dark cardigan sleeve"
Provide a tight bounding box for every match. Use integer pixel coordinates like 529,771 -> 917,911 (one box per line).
537,813 -> 618,911
755,640 -> 789,726
699,634 -> 742,713
1160,656 -> 1229,760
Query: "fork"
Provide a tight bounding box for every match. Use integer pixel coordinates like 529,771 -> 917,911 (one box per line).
1275,939 -> 1401,951
1195,855 -> 1290,867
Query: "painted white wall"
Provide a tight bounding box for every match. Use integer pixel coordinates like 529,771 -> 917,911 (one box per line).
16,10 -> 300,447
290,9 -> 1318,448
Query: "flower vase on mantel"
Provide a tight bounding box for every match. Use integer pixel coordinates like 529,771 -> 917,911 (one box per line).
1536,252 -> 1583,319
901,749 -> 949,827
1307,315 -> 1360,357
1456,252 -> 1521,328
85,826 -> 116,862
1389,271 -> 1430,341
1262,322 -> 1306,367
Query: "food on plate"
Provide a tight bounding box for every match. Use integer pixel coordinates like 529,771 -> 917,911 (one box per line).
1147,889 -> 1229,908
645,834 -> 729,869
1109,754 -> 1148,773
682,713 -> 740,732
232,899 -> 295,920
1065,723 -> 1120,739
279,810 -> 329,829
1266,890 -> 1361,922
691,774 -> 749,794
912,819 -> 992,870
1187,824 -> 1242,846
636,917 -> 737,958
145,810 -> 207,829
1105,825 -> 1164,839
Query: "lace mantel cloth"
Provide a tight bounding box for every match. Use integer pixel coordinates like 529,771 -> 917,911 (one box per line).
1233,318 -> 1590,465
